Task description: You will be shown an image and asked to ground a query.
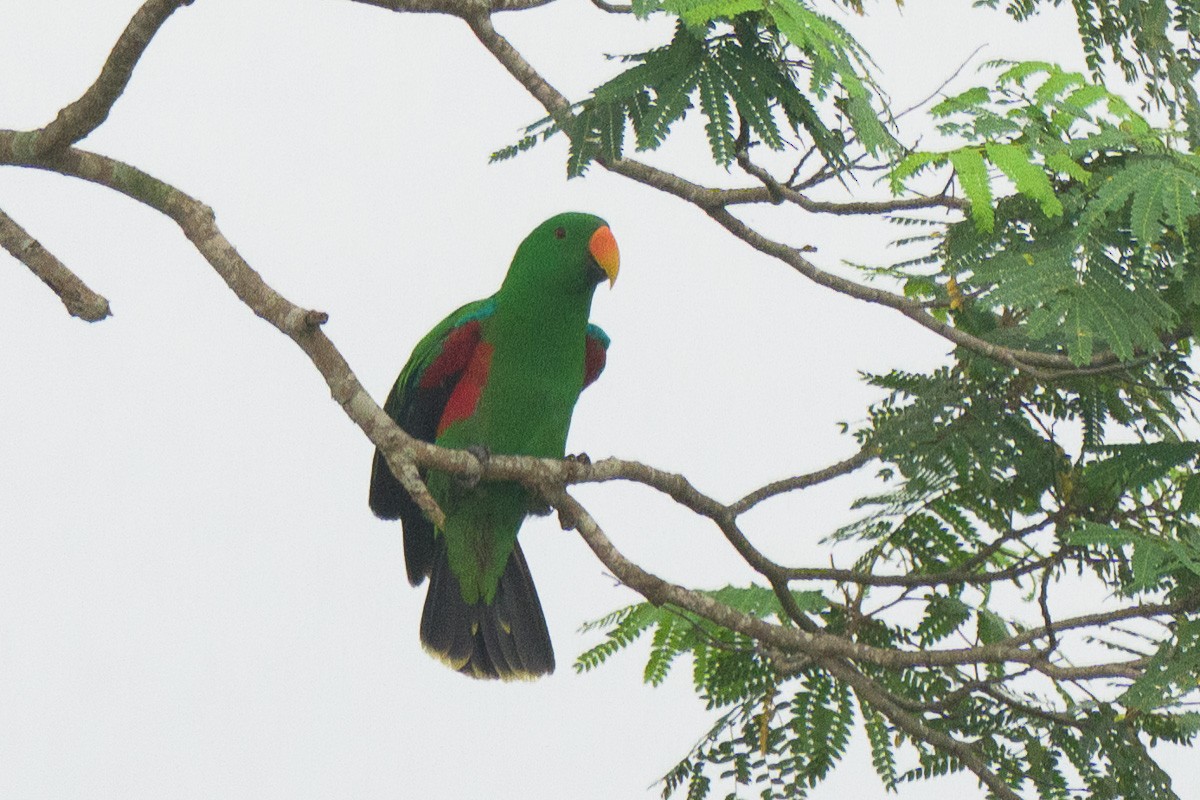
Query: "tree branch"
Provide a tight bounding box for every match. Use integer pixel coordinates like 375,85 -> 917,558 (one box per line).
589,0 -> 633,11
0,206 -> 111,321
1007,593 -> 1200,647
833,661 -> 1021,800
736,146 -> 968,214
349,0 -> 557,12
730,446 -> 876,515
29,0 -> 194,156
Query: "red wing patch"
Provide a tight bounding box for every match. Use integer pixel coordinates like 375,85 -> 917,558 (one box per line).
583,335 -> 607,389
437,341 -> 494,436
419,320 -> 482,390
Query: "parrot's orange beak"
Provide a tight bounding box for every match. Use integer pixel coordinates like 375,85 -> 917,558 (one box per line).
589,225 -> 620,287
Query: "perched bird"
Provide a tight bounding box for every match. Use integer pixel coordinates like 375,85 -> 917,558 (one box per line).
369,212 -> 620,680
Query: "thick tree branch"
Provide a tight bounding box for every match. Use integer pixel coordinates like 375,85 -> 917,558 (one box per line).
29,0 -> 194,156
547,484 -> 1109,675
0,207 -> 111,321
0,132 -> 454,526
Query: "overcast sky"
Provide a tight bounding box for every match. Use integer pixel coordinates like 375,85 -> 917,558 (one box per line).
1,2 -> 1194,798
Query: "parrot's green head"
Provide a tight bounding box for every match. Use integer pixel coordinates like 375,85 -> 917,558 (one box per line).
501,212 -> 620,299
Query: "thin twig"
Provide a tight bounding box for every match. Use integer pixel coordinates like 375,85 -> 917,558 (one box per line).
349,0 -> 556,12
589,0 -> 633,11
892,44 -> 987,121
731,446 -> 876,515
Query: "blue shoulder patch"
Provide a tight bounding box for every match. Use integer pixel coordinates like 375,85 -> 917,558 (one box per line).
585,322 -> 610,348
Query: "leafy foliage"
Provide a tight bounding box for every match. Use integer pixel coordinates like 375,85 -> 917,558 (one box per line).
890,62 -> 1200,366
492,0 -> 898,175
546,5 -> 1200,800
977,0 -> 1200,148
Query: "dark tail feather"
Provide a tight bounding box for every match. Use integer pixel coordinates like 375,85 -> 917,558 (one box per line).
368,449 -> 435,586
419,541 -> 555,680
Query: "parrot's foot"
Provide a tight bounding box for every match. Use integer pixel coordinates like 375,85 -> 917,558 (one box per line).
459,444 -> 492,489
565,452 -> 591,466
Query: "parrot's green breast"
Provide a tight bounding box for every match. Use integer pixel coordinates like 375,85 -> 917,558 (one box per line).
433,295 -> 595,604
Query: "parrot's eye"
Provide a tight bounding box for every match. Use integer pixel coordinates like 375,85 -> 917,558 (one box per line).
554,227 -> 567,240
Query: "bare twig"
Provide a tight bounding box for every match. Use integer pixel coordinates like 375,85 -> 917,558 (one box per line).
589,0 -> 633,11
731,446 -> 876,515
781,552 -> 1060,589
893,44 -> 987,121
1007,593 -> 1200,647
0,206 -> 111,321
349,0 -> 556,12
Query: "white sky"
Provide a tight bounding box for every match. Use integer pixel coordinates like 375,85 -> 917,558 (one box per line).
0,1 -> 1194,798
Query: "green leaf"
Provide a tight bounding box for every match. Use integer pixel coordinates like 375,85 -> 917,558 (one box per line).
1131,539 -> 1168,591
996,60 -> 1055,86
948,147 -> 995,231
645,613 -> 687,685
597,103 -> 626,162
717,36 -> 788,150
1063,83 -> 1111,112
566,116 -> 597,178
765,0 -> 895,153
1044,151 -> 1091,183
697,63 -> 736,165
890,151 -> 948,194
1180,473 -> 1200,516
984,142 -> 1064,218
930,86 -> 991,117
915,594 -> 971,646
861,705 -> 898,790
631,0 -> 663,18
664,0 -> 763,25
1122,618 -> 1200,711
1032,68 -> 1085,104
575,602 -> 664,672
977,609 -> 1010,644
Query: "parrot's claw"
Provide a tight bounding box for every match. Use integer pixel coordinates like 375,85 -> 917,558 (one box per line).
459,444 -> 492,489
565,452 -> 591,466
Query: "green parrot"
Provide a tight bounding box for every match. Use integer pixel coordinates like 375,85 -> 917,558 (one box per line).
368,212 -> 620,680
